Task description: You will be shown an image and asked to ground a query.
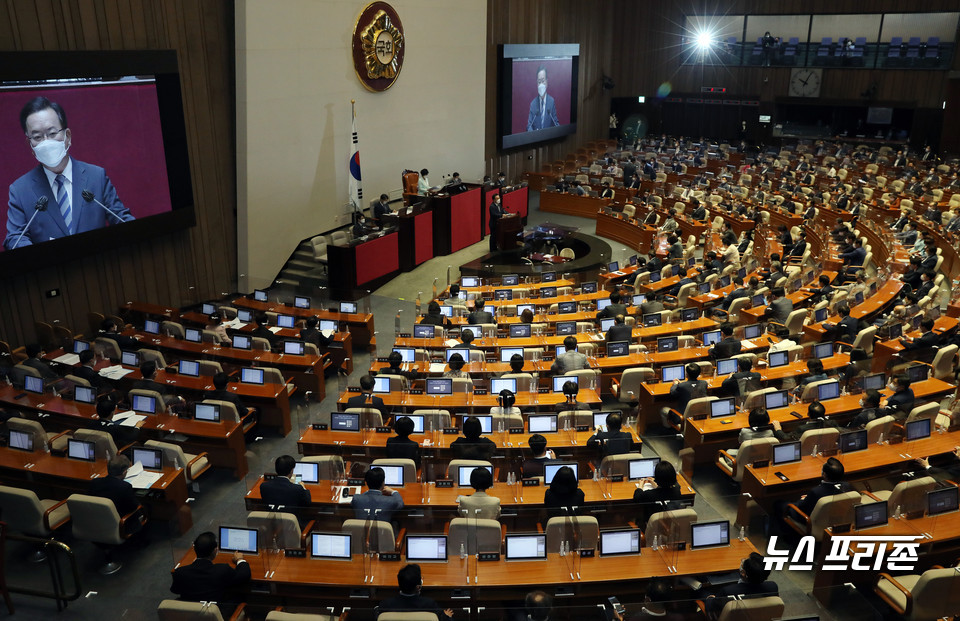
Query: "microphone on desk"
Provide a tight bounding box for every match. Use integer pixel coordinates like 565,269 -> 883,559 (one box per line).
12,196 -> 48,249
81,189 -> 125,223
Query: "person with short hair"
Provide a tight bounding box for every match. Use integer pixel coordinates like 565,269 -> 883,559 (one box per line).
597,291 -> 627,319
521,433 -> 554,478
73,348 -> 107,390
663,363 -> 707,427
524,590 -> 553,621
709,322 -> 741,359
763,287 -> 793,324
99,318 -> 142,351
772,400 -> 837,441
96,396 -> 140,448
417,169 -> 431,196
251,314 -> 279,348
883,374 -> 915,416
457,465 -> 500,519
170,531 -> 250,609
300,315 -> 332,348
387,416 -> 421,468
586,412 -> 633,456
373,193 -> 393,222
351,467 -> 404,523
377,564 -> 454,618
205,313 -> 230,344
508,353 -> 525,374
553,380 -> 591,413
22,343 -> 58,381
633,461 -> 683,529
88,454 -> 143,519
551,336 -> 588,374
444,353 -> 468,379
847,390 -> 883,428
604,314 -> 632,343
204,371 -> 248,416
705,552 -> 779,616
420,300 -> 451,327
454,328 -> 478,350
259,454 -> 311,519
466,298 -> 494,325
450,416 -> 496,460
346,374 -> 388,420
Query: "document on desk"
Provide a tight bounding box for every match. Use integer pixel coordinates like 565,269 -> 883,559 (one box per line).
99,365 -> 134,380
443,339 -> 460,348
125,470 -> 162,489
741,339 -> 757,349
53,353 -> 81,365
224,318 -> 247,329
118,413 -> 147,427
429,363 -> 447,373
268,327 -> 282,334
320,329 -> 335,339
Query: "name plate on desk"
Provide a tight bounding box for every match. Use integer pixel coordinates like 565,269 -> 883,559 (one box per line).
398,333 -> 411,338
346,386 -> 361,392
376,357 -> 389,362
313,423 -> 328,430
473,389 -> 488,395
579,549 -> 595,558
575,425 -> 590,432
831,523 -> 851,534
508,427 -> 524,434
284,549 -> 306,558
522,478 -> 540,487
752,459 -> 770,469
609,474 -> 624,483
375,426 -> 391,433
263,473 -> 278,480
443,427 -> 459,435
347,477 -> 364,486
435,479 -> 454,488
478,552 -> 500,562
538,388 -> 550,394
379,552 -> 401,561
410,389 -> 424,395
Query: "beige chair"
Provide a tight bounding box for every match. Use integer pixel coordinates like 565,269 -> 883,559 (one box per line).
446,459 -> 493,478
798,428 -> 839,455
371,458 -> 417,484
67,493 -> 141,574
742,387 -> 778,411
450,377 -> 474,393
199,360 -> 224,376
500,373 -> 534,392
559,248 -> 575,259
157,600 -> 243,621
597,453 -> 644,478
799,379 -> 837,403
784,490 -> 860,541
377,374 -> 408,392
905,401 -> 939,423
203,399 -> 255,433
864,476 -> 936,516
138,349 -> 167,369
664,396 -> 717,433
127,388 -> 167,414
341,519 -> 399,553
247,511 -> 309,549
64,373 -> 91,387
94,336 -> 122,361
266,611 -> 336,621
447,518 -> 502,554
344,407 -> 383,428
874,567 -> 960,620
0,485 -> 70,561
930,344 -> 957,380
645,508 -> 697,547
557,410 -> 595,429
717,437 -> 778,483
71,428 -> 120,460
7,417 -> 70,453
410,409 -> 452,430
715,596 -> 785,621
377,613 -> 438,621
144,439 -> 211,485
611,367 -> 655,402
544,516 -> 599,553
300,455 -> 345,480
563,368 -> 599,391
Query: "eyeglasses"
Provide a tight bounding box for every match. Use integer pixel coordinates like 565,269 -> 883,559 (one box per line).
27,128 -> 66,146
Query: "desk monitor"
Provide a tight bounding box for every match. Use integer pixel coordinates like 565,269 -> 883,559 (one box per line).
254,289 -> 268,302
505,534 -> 547,560
698,282 -> 712,294
277,314 -> 296,329
219,526 -> 259,554
517,304 -> 535,317
339,301 -> 358,314
742,324 -> 762,339
558,301 -> 577,314
201,303 -> 216,315
495,289 -> 514,301
627,457 -> 660,480
405,535 -> 447,562
690,520 -> 730,549
905,418 -> 931,441
593,411 -> 621,430
240,367 -> 265,385
720,275 -> 731,287
661,364 -> 685,382
599,529 -> 641,557
555,321 -> 576,336
461,324 -> 484,339
510,324 -> 532,338
372,376 -> 391,394
657,336 -> 679,352
544,462 -> 578,484
133,447 -> 163,470
144,319 -> 160,335
283,341 -> 305,356
927,486 -> 959,516
439,305 -> 454,318
499,347 -> 524,363
643,313 -> 663,327
458,465 -> 493,487
542,272 -> 557,283
331,412 -> 360,432
461,276 -> 480,288
502,274 -> 520,286
855,501 -> 888,530
839,429 -> 868,453
649,272 -> 661,283
681,307 -> 700,322
751,294 -> 766,307
184,327 -> 202,343
74,385 -> 96,404
581,281 -> 598,294
194,403 -> 221,422
528,414 -> 558,433
702,330 -> 722,346
607,341 -> 629,357
121,350 -> 140,367
814,308 -> 828,323
768,350 -> 789,368
861,373 -> 885,391
887,323 -> 903,340
599,318 -> 615,332
688,256 -> 697,267
540,286 -> 558,298
232,334 -> 252,350
632,294 -> 646,306
812,342 -> 833,360
906,364 -> 929,383
373,465 -> 404,487
8,429 -> 33,451
764,390 -> 789,410
413,325 -> 436,338
293,296 -> 311,309
490,378 -> 517,394
607,261 -> 619,272
72,339 -> 91,354
854,291 -> 865,306
709,398 -> 737,419
597,299 -> 612,312
816,381 -> 840,401
464,414 -> 492,435
772,441 -> 802,465
319,319 -> 338,333
552,375 -> 577,392
310,532 -> 351,560
178,359 -> 200,377
392,347 -> 416,363
716,358 -> 738,376
737,267 -> 747,279
911,315 -> 922,330
629,255 -> 638,266
426,378 -> 453,395
131,394 -> 157,414
237,309 -> 254,323
67,438 -> 96,462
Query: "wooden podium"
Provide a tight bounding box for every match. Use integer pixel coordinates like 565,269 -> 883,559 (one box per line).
496,213 -> 523,250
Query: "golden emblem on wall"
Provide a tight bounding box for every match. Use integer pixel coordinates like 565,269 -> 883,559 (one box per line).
353,2 -> 405,92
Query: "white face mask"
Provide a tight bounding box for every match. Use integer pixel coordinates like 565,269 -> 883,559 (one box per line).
33,138 -> 68,169
537,83 -> 546,98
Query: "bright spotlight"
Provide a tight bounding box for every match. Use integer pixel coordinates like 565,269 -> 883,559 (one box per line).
696,31 -> 713,50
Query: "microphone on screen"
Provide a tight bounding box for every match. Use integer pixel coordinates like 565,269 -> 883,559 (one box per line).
81,189 -> 125,223
11,196 -> 49,249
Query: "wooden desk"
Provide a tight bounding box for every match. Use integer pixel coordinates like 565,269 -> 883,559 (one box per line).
596,209 -> 655,254
328,231 -> 401,294
872,316 -> 960,372
336,389 -> 602,411
802,279 -> 904,342
231,297 -> 376,350
539,191 -> 612,218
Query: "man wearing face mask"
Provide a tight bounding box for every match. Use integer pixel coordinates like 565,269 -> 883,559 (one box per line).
526,65 -> 559,131
5,96 -> 134,250
488,193 -> 505,252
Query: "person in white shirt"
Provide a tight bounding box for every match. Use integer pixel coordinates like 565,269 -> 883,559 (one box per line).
417,168 -> 431,195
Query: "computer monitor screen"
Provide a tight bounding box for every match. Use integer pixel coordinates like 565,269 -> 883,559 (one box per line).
494,289 -> 513,301
425,378 -> 453,395
607,261 -> 619,272
720,275 -> 731,287
814,308 -> 828,323
709,398 -> 736,418
461,276 -> 480,288
397,415 -> 425,434
133,447 -> 163,470
74,385 -> 96,404
597,299 -> 612,312
499,347 -> 524,363
593,411 -> 620,430
339,301 -> 358,314
131,395 -> 156,414
765,390 -> 789,410
178,359 -> 200,377
201,303 -> 216,315
330,412 -> 360,432
629,255 -> 638,266
552,375 -> 577,392
627,458 -> 660,480
232,334 -> 252,350
716,358 -> 738,376
751,294 -> 765,307
502,274 -> 520,286
855,501 -> 888,530
240,367 -> 264,384
458,465 -> 493,487
517,304 -> 535,316
632,294 -> 646,306
657,336 -> 679,352
372,376 -> 391,393
905,418 -> 931,441
184,327 -> 202,342
8,429 -> 33,451
698,282 -> 711,294
599,529 -> 641,556
581,281 -> 598,294
854,291 -> 864,306
690,521 -> 730,549
813,343 -> 833,359
194,403 -> 221,422
510,324 -> 532,338
121,350 -> 140,366
543,462 -> 578,484
661,365 -> 685,382
505,534 -> 547,560
254,290 -> 268,302
392,347 -> 416,363
743,324 -> 762,339
861,373 -> 885,391
490,378 -> 517,394
599,318 -> 615,333
701,330 -> 721,347
817,381 -> 840,401
542,272 -> 557,283
528,414 -> 558,433
555,321 -> 576,335
413,325 -> 436,338
319,320 -> 338,332
67,439 -> 96,462
607,341 -> 629,357
283,341 -> 305,356
439,305 -> 453,317
73,339 -> 91,353
219,526 -> 258,553
467,415 -> 493,434
927,486 -> 960,516
377,465 -> 404,487
558,301 -> 577,314
649,272 -> 661,283
772,442 -> 801,465
310,533 -> 351,559
540,286 -> 557,298
461,325 -> 484,339
277,314 -> 296,329
906,364 -> 929,382
839,430 -> 868,453
768,351 -> 789,368
681,307 -> 700,321
888,323 -> 902,340
237,309 -> 254,322
144,319 -> 160,334
643,313 -> 662,327
405,535 -> 447,561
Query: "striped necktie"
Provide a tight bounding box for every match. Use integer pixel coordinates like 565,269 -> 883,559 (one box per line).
55,174 -> 72,231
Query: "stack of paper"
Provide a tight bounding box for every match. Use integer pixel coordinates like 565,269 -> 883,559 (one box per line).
53,353 -> 80,365
429,363 -> 447,373
99,365 -> 134,380
268,327 -> 282,334
224,318 -> 247,329
320,329 -> 335,339
741,339 -> 756,349
125,469 -> 162,489
443,339 -> 460,347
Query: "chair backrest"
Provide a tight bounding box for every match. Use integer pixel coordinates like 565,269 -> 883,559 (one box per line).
618,368 -> 655,402
717,596 -> 785,621
809,491 -> 861,541
0,485 -> 52,536
139,348 -> 167,369
410,409 -> 451,430
198,360 -> 223,377
72,428 -> 119,460
251,337 -> 272,351
731,438 -> 778,482
906,401 -> 939,423
563,368 -> 599,391
144,439 -> 188,471
7,417 -> 50,451
372,458 -> 417,484
247,511 -> 303,549
864,415 -> 894,443
683,396 -> 717,419
446,459 -> 493,478
261,367 -> 285,384
13,363 -> 41,380
447,518 -> 502,554
341,519 -> 396,553
500,373 -> 534,392
451,377 -> 474,393
800,379 -> 836,403
910,567 -> 960,620
557,410 -> 595,429
203,399 -> 241,423
544,516 -> 599,553
377,613 -> 439,621
128,388 -> 167,414
885,476 -> 937,516
931,344 -> 958,380
377,374 -> 408,392
645,508 -> 697,546
160,321 -> 185,338
598,453 -> 644,478
798,428 -> 839,455
66,494 -> 124,545
344,407 -> 384,428
300,455 -> 345,480
157,599 -> 226,621
783,309 -> 807,335
743,387 -> 777,410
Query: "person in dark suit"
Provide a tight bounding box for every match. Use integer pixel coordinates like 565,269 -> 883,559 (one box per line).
824,302 -> 859,343
915,269 -> 936,299
526,66 -> 560,131
488,193 -> 505,252
130,361 -> 179,408
382,351 -> 419,381
847,390 -> 883,428
386,416 -> 421,468
466,299 -> 494,325
72,349 -> 107,391
840,239 -> 867,269
251,315 -> 279,349
204,372 -> 249,417
633,461 -> 682,528
543,466 -> 584,518
622,157 -> 637,183
99,319 -> 142,352
772,401 -> 836,441
260,454 -> 311,515
96,397 -> 140,449
604,314 -> 632,344
346,375 -> 388,421
21,343 -> 59,381
453,329 -> 479,350
450,416 -> 496,460
88,455 -> 146,535
920,245 -> 939,272
377,564 -> 453,618
586,412 -> 633,456
709,323 -> 741,359
663,363 -> 708,427
4,97 -> 134,250
170,531 -> 251,609
520,433 -> 555,478
764,288 -> 793,324
901,256 -> 924,291
597,291 -> 628,319
705,552 -> 779,616
720,357 -> 761,398
689,199 -> 706,221
299,315 -> 332,348
373,193 -> 393,224
420,301 -> 451,327
351,466 -> 404,523
784,457 -> 852,525
902,317 -> 941,353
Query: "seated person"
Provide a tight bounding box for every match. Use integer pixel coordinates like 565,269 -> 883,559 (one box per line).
73,349 -> 107,391
454,329 -> 478,350
450,416 -> 496,460
847,390 -> 883,428
794,358 -> 828,393
352,213 -> 374,237
705,552 -> 779,616
882,374 -> 915,418
89,455 -> 147,535
491,389 -> 519,418
662,363 -> 707,427
445,284 -> 467,309
633,461 -> 682,529
260,454 -> 311,518
639,294 -> 666,316
550,337 -> 588,374
377,564 -> 453,619
901,316 -> 941,352
553,380 -> 592,413
519,308 -> 535,324
443,353 -> 468,378
604,314 -> 632,343
520,433 -> 555,478
386,415 -> 421,468
586,411 -> 632,456
666,266 -> 693,296
96,396 -> 140,448
720,408 -> 774,466
597,291 -> 627,319
466,299 -> 494,325
204,372 -> 248,416
300,315 -> 333,348
346,374 -> 388,421
709,322 -> 741,359
420,301 -> 451,327
763,288 -> 793,324
351,466 -> 404,523
809,274 -> 834,304
719,357 -> 761,398
772,400 -> 836,441
100,319 -> 142,351
252,315 -> 281,349
131,360 -> 181,407
21,343 -> 58,381
823,301 -> 858,343
543,465 -> 584,518
783,457 -> 851,525
382,350 -> 418,381
205,313 -> 230,345
505,353 -> 525,375
170,531 -> 251,611
457,465 -> 500,519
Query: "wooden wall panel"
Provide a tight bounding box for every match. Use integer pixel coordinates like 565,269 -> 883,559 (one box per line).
0,0 -> 236,348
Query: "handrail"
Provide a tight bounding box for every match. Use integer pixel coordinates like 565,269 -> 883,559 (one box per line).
4,530 -> 82,610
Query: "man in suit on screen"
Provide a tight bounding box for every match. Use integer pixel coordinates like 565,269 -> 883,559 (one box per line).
5,96 -> 134,251
526,66 -> 559,131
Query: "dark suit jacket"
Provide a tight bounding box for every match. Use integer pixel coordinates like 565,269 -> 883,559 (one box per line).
346,393 -> 388,420
100,420 -> 140,450
794,480 -> 853,518
105,332 -> 142,352
450,437 -> 496,461
903,331 -> 941,351
259,476 -> 311,510
170,558 -> 251,604
300,327 -> 331,348
605,324 -> 633,343
204,388 -> 248,416
586,429 -> 633,455
22,358 -> 58,381
378,593 -> 446,618
467,311 -> 495,325
251,325 -> 279,348
711,337 -> 742,359
920,255 -> 938,271
690,206 -> 706,221
633,485 -> 683,528
835,315 -> 859,342
774,418 -> 838,442
386,436 -> 421,468
88,475 -> 140,517
521,456 -> 550,478
72,364 -> 106,390
597,303 -> 628,319
419,314 -> 449,326
670,379 -> 708,414
543,488 -> 585,516
526,94 -> 559,131
131,378 -> 170,397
